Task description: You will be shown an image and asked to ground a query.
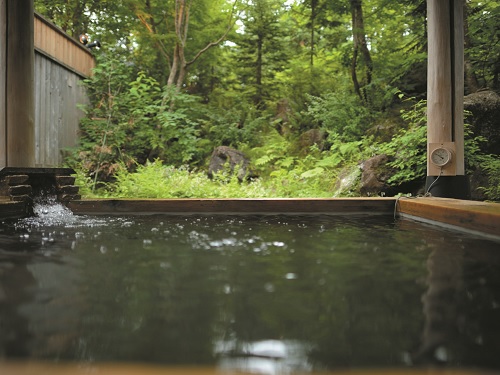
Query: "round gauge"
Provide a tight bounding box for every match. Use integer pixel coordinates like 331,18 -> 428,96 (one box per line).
430,147 -> 452,167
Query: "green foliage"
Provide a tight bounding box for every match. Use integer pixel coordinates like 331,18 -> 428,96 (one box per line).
378,99 -> 427,186
200,105 -> 269,149
466,0 -> 500,90
306,91 -> 374,141
46,0 -> 499,199
479,156 -> 500,201
71,56 -> 206,185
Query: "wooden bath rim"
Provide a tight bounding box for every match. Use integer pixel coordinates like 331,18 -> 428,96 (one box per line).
65,197 -> 500,241
1,197 -> 499,240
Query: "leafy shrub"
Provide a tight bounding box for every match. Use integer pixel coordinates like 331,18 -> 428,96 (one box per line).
479,156 -> 500,201
378,99 -> 427,186
73,55 -> 206,185
306,91 -> 374,142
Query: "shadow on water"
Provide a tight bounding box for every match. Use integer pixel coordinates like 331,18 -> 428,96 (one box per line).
0,197 -> 500,373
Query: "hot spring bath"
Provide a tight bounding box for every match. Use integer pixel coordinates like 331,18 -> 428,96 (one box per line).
0,198 -> 499,374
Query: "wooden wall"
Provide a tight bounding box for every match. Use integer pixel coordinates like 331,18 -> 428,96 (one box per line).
34,52 -> 90,167
33,13 -> 94,167
34,13 -> 94,78
0,0 -> 6,167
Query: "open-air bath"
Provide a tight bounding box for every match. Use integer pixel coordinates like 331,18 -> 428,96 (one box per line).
1,197 -> 499,374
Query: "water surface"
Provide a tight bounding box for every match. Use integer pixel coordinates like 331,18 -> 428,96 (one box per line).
0,203 -> 499,373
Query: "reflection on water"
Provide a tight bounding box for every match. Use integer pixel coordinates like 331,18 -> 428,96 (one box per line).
0,203 -> 500,373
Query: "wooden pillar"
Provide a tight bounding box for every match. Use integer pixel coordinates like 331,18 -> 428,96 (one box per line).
0,0 -> 6,167
5,0 -> 35,167
425,0 -> 469,199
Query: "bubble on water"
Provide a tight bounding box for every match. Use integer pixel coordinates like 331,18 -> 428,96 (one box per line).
151,227 -> 159,233
222,238 -> 237,246
100,245 -> 108,254
143,239 -> 153,246
160,262 -> 171,269
434,346 -> 448,362
223,284 -> 232,294
122,221 -> 134,228
272,241 -> 285,247
264,283 -> 275,293
285,273 -> 298,280
209,240 -> 223,248
71,241 -> 77,250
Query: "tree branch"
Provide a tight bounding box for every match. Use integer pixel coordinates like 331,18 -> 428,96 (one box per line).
185,0 -> 239,67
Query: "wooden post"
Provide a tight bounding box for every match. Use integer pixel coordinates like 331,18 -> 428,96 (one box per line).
0,0 -> 6,167
425,0 -> 469,199
5,0 -> 35,167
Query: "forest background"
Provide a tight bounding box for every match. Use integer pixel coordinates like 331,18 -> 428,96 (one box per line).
35,0 -> 500,200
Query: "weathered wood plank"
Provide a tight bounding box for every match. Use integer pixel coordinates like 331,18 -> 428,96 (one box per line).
6,1 -> 35,167
34,13 -> 95,78
0,361 -> 492,375
0,0 -> 6,167
0,200 -> 29,219
34,51 -> 86,167
397,197 -> 500,238
68,198 -> 397,215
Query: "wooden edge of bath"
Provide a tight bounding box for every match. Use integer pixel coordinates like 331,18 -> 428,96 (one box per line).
0,198 -> 29,219
0,362 -> 495,375
67,198 -> 397,215
396,197 -> 500,238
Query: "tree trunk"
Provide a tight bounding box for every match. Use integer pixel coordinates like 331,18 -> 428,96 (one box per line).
463,0 -> 480,93
350,0 -> 372,104
310,0 -> 316,68
255,34 -> 264,107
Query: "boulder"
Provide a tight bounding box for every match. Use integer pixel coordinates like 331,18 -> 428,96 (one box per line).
359,154 -> 394,196
207,146 -> 250,182
464,90 -> 500,154
298,129 -> 327,154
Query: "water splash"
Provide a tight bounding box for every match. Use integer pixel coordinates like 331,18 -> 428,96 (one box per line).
16,194 -> 108,229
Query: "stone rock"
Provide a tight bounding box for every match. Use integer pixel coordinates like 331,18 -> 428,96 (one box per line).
333,165 -> 361,197
298,129 -> 327,154
464,90 -> 500,154
359,154 -> 393,196
207,146 -> 250,182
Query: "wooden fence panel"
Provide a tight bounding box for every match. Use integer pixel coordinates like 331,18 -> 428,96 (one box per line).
34,51 -> 89,167
33,12 -> 94,167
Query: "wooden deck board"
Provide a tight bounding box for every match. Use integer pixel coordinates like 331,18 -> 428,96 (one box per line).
396,197 -> 500,238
